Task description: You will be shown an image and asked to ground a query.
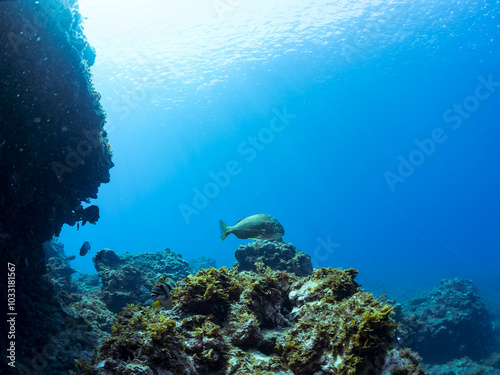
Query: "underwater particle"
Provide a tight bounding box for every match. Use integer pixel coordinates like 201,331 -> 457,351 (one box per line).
219,214 -> 285,241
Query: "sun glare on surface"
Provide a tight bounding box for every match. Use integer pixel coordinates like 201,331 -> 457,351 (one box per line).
77,0 -> 361,61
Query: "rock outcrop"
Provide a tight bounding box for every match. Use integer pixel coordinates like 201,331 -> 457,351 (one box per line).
394,278 -> 495,364
234,239 -> 313,277
188,255 -> 217,273
93,248 -> 192,313
43,238 -> 78,292
76,266 -> 428,374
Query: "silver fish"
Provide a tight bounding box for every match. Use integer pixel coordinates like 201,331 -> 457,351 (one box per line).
219,214 -> 285,241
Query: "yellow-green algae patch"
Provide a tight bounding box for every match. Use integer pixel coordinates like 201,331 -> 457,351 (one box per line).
75,266 -> 423,374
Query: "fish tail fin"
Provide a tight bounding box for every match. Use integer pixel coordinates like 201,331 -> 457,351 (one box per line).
219,220 -> 230,241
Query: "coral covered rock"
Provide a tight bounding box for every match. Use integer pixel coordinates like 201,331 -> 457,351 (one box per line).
44,238 -> 78,292
188,255 -> 217,273
395,278 -> 495,364
93,248 -> 192,313
66,287 -> 115,333
382,348 -> 429,375
234,239 -> 313,276
426,356 -> 500,375
75,265 -> 422,374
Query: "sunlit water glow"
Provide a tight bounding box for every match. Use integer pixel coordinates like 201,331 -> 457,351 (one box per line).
60,0 -> 500,311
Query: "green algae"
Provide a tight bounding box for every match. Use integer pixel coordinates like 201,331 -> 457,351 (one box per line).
173,266 -> 243,321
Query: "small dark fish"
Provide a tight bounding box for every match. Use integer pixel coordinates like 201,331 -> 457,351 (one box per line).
75,205 -> 100,228
151,275 -> 176,309
79,241 -> 91,256
219,214 -> 285,241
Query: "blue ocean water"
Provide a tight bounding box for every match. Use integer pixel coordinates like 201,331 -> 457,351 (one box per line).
60,0 -> 500,303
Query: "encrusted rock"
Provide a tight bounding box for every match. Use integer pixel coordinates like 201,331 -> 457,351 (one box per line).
234,239 -> 313,276
76,265 -> 423,374
426,356 -> 500,375
188,255 -> 217,273
93,248 -> 192,313
395,278 -> 495,364
382,348 -> 428,374
44,238 -> 78,292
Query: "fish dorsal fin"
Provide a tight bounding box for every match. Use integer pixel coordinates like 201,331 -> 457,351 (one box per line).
233,217 -> 247,225
234,214 -> 272,225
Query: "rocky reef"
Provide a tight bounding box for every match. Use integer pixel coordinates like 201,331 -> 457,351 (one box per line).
426,355 -> 500,375
63,285 -> 115,334
44,238 -> 78,292
0,0 -> 113,372
188,255 -> 217,273
394,278 -> 495,364
93,248 -> 192,313
74,265 -> 428,374
234,239 -> 313,277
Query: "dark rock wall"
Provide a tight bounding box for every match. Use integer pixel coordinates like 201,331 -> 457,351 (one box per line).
0,0 -> 113,373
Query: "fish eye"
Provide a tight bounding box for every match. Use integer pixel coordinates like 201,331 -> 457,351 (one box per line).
274,223 -> 280,227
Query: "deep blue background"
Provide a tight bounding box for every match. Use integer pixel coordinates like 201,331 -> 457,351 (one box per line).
59,0 -> 500,302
